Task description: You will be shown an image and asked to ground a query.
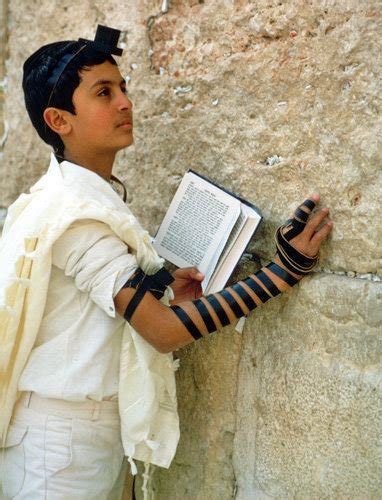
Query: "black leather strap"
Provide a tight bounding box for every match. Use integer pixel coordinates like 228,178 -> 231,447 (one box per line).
193,299 -> 217,333
265,262 -> 298,287
146,267 -> 175,298
206,295 -> 230,327
276,228 -> 317,272
283,199 -> 315,241
219,289 -> 246,319
284,224 -> 303,241
123,267 -> 174,322
122,268 -> 146,289
242,277 -> 271,303
171,305 -> 203,340
231,283 -> 257,310
110,174 -> 128,203
276,250 -> 296,274
294,207 -> 309,222
254,270 -> 281,297
124,285 -> 148,322
276,249 -> 313,275
302,199 -> 316,210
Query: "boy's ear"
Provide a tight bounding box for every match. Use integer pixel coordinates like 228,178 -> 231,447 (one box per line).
43,107 -> 72,136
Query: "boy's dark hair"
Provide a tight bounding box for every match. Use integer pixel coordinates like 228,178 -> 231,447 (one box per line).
22,41 -> 117,156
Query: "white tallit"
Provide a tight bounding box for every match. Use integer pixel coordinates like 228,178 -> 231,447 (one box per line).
0,153 -> 180,471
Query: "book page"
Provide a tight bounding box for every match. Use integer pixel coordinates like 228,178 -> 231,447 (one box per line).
216,209 -> 247,266
205,203 -> 262,294
153,172 -> 240,282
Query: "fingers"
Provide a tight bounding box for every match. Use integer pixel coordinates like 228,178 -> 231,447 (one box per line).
302,194 -> 319,210
309,193 -> 320,204
287,195 -> 317,221
283,194 -> 320,241
175,267 -> 205,281
310,220 -> 333,254
278,194 -> 333,268
299,194 -> 319,214
304,207 -> 330,240
188,267 -> 205,280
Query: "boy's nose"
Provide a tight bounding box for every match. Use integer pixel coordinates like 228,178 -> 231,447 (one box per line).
118,93 -> 133,111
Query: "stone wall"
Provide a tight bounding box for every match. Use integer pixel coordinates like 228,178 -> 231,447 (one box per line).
0,1 -> 381,498
0,0 -> 7,195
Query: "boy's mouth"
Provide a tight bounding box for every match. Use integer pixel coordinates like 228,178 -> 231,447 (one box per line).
117,119 -> 133,127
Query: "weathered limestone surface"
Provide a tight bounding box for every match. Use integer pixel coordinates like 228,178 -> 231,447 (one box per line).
233,274 -> 381,499
0,1 -> 381,499
143,327 -> 242,499
121,0 -> 382,276
0,0 -> 7,149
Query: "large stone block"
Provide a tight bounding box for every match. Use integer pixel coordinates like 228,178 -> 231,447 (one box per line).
121,0 -> 381,275
148,327 -> 243,499
233,273 -> 382,499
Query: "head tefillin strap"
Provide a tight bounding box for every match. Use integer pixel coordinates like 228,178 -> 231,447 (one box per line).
46,25 -> 124,109
122,267 -> 174,323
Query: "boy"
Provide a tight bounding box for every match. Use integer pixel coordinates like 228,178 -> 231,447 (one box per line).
0,25 -> 332,499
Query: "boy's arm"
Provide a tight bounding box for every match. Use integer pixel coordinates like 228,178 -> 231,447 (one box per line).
114,195 -> 332,353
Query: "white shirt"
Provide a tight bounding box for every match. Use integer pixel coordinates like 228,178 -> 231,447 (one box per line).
2,153 -> 180,468
18,192 -> 137,402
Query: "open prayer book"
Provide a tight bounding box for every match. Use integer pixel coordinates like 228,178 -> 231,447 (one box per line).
153,171 -> 262,294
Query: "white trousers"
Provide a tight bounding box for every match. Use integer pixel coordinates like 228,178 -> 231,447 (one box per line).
0,392 -> 127,500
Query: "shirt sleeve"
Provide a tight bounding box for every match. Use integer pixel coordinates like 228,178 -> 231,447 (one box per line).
52,219 -> 137,318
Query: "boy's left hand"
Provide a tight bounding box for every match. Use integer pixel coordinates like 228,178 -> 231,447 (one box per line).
170,267 -> 205,304
284,194 -> 333,258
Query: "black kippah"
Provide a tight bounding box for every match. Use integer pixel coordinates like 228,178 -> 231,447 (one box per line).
22,41 -> 74,82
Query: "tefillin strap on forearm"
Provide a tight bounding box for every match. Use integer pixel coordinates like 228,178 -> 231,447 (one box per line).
170,261 -> 298,341
123,267 -> 174,323
275,198 -> 318,275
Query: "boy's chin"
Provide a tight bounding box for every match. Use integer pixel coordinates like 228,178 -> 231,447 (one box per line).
115,137 -> 134,152
120,139 -> 134,150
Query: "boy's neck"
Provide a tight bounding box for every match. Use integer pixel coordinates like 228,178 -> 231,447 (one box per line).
63,149 -> 116,182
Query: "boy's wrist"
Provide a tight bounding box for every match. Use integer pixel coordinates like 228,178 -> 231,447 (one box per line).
271,254 -> 304,282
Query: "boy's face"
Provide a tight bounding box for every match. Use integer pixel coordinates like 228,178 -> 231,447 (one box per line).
63,60 -> 133,154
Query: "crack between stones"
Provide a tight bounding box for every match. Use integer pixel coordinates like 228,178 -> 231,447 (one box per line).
312,268 -> 381,282
241,253 -> 381,283
230,323 -> 246,500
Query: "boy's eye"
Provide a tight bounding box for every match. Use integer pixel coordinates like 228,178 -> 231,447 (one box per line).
98,87 -> 128,97
98,88 -> 110,97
